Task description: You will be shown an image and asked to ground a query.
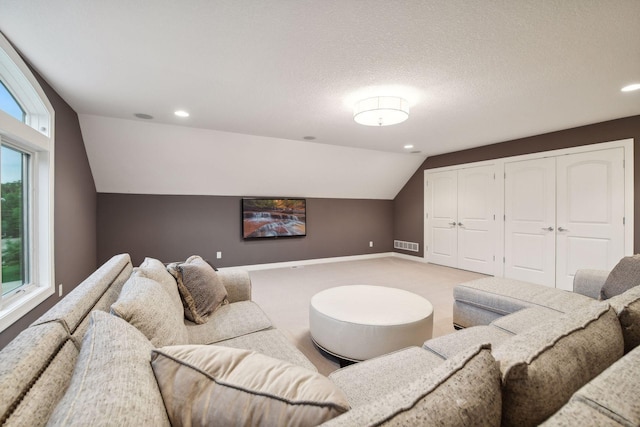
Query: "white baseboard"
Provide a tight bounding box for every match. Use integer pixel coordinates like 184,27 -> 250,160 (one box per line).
233,252 -> 396,271
391,252 -> 428,263
223,251 -> 429,271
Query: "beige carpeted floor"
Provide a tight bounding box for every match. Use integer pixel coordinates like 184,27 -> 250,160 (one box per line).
249,256 -> 485,376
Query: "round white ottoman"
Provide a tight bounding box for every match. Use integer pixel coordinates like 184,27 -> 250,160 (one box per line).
309,285 -> 434,362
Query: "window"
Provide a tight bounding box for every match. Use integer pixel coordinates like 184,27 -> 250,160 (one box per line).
0,81 -> 24,122
0,31 -> 54,332
2,145 -> 29,295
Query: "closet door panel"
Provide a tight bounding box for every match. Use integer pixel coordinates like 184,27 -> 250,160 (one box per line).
457,166 -> 495,275
556,148 -> 625,290
504,158 -> 556,286
427,171 -> 458,268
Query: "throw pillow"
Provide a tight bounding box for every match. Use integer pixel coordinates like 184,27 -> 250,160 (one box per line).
601,254 -> 640,299
151,345 -> 350,427
48,311 -> 170,426
136,257 -> 183,309
167,255 -> 228,324
110,274 -> 188,347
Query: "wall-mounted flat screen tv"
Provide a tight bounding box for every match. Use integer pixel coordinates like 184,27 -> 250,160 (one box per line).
242,198 -> 306,239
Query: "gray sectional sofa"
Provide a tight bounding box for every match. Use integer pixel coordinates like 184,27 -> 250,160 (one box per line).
0,254 -> 502,426
331,259 -> 640,426
0,252 -> 638,426
421,260 -> 640,426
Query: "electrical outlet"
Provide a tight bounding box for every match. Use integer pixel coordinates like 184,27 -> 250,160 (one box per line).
369,241 -> 374,248
58,284 -> 63,297
216,251 -> 222,259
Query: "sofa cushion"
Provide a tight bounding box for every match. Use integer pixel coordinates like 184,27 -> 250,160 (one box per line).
601,254 -> 640,299
168,255 -> 228,324
423,325 -> 513,359
608,285 -> 640,352
185,300 -> 272,344
48,311 -> 170,426
493,301 -> 624,427
111,274 -> 188,347
329,346 -> 445,408
567,343 -> 640,426
151,345 -> 350,427
491,306 -> 562,334
31,253 -> 132,335
0,322 -> 71,425
541,400 -> 623,427
70,265 -> 132,342
215,329 -> 317,372
217,268 -> 252,303
322,344 -> 501,427
454,277 -> 593,323
136,256 -> 182,309
10,340 -> 77,427
453,300 -> 505,328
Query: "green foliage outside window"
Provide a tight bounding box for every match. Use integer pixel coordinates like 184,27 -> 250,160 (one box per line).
1,146 -> 26,293
2,183 -> 23,284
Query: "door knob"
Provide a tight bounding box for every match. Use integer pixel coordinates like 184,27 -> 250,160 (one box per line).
449,222 -> 457,227
541,226 -> 554,231
457,222 -> 464,227
558,226 -> 568,232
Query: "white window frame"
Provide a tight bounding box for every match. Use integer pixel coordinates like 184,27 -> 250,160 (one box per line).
0,31 -> 55,333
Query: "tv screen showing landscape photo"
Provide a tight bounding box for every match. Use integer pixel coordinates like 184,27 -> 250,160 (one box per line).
242,198 -> 306,239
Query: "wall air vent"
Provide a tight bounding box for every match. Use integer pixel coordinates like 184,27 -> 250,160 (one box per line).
394,240 -> 419,252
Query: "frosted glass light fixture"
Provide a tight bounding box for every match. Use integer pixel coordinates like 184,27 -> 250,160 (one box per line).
621,83 -> 640,92
354,96 -> 409,126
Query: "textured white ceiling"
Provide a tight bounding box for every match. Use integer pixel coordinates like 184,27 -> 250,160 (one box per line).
0,1 -> 639,198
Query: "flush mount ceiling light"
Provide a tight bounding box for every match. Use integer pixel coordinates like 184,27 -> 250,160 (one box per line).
621,83 -> 640,92
174,110 -> 190,117
354,96 -> 409,126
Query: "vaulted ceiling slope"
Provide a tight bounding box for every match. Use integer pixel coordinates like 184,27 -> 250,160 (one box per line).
79,114 -> 423,199
1,1 -> 639,199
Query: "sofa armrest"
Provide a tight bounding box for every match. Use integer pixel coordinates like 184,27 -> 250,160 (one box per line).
217,268 -> 252,302
573,269 -> 609,299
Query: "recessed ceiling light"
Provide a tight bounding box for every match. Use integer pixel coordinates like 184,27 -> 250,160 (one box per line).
621,83 -> 640,92
174,110 -> 190,117
404,144 -> 414,149
134,113 -> 153,120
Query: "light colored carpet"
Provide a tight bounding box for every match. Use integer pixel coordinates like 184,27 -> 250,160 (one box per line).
249,256 -> 485,376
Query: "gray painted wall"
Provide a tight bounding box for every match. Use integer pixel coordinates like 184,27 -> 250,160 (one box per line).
393,115 -> 640,258
97,194 -> 393,267
0,62 -> 98,348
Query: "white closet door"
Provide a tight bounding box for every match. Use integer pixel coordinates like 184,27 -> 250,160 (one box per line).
427,170 -> 458,268
555,148 -> 625,290
457,166 -> 495,275
504,158 -> 556,286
